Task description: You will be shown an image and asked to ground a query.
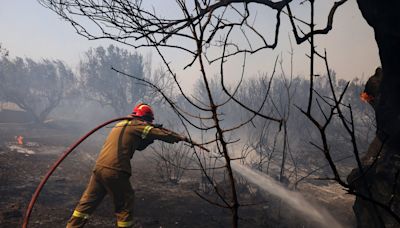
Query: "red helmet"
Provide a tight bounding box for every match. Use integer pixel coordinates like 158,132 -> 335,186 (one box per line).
132,103 -> 154,122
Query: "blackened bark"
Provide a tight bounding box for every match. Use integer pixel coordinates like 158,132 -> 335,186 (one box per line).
357,0 -> 400,144
349,1 -> 400,227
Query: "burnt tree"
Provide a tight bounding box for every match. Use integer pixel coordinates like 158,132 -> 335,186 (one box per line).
346,1 -> 400,227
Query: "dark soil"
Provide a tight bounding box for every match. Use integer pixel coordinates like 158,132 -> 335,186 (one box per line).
0,120 -> 355,228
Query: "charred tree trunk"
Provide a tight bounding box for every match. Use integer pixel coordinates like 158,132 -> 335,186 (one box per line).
348,1 -> 400,227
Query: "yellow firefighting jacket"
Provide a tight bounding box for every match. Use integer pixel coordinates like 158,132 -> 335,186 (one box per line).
95,118 -> 183,175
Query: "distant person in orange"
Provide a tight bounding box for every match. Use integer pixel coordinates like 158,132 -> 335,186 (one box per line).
17,135 -> 24,145
67,103 -> 187,228
360,67 -> 383,109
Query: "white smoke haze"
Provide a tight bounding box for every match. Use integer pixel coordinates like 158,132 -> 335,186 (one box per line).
0,41 -> 372,228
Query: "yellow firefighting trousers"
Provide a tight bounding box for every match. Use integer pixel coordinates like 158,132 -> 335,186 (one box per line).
66,166 -> 134,228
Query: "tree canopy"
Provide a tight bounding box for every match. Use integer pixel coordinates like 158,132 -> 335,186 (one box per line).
79,45 -> 146,116
0,56 -> 75,123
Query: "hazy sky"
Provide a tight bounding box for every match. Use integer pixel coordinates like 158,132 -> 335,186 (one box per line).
0,1 -> 381,85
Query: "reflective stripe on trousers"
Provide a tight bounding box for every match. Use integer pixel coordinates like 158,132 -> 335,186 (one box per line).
72,210 -> 89,219
66,167 -> 134,228
117,220 -> 134,227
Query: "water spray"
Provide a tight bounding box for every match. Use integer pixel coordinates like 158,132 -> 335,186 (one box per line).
231,163 -> 344,228
204,148 -> 344,228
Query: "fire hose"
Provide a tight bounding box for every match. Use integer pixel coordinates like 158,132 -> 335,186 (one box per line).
22,117 -> 208,228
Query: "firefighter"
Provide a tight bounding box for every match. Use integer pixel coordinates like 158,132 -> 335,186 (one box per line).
67,103 -> 187,228
360,67 -> 383,109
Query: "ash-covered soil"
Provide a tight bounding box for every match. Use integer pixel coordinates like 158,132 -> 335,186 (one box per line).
0,122 -> 356,228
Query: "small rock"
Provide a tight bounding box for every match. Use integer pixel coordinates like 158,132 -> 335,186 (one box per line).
2,209 -> 22,219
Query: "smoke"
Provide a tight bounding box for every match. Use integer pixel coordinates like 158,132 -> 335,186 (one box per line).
231,162 -> 345,228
